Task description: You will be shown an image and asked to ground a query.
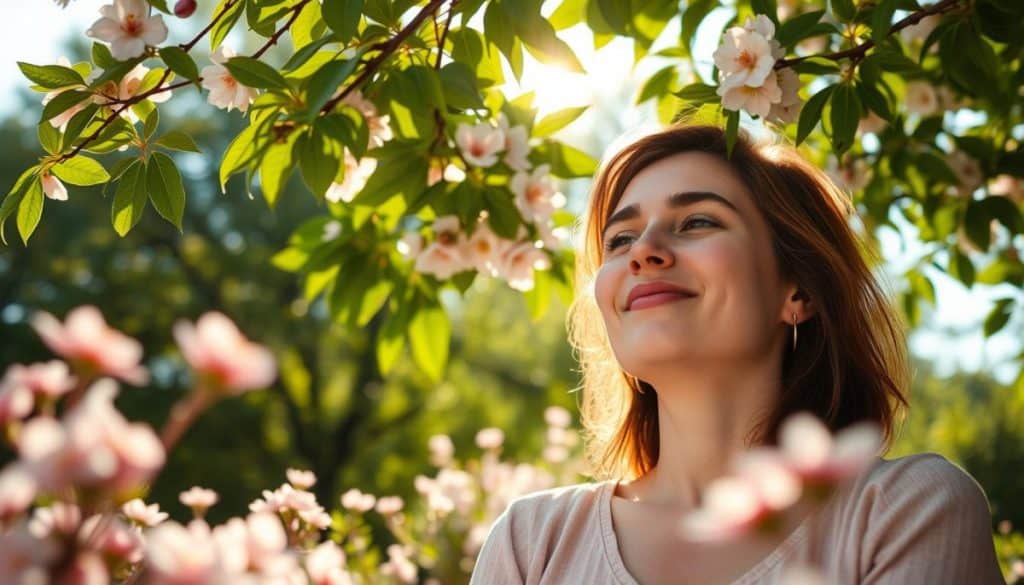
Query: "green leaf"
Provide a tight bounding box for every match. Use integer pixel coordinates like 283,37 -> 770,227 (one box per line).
321,0 -> 363,43
0,166 -> 40,245
224,57 -> 291,90
407,301 -> 450,383
751,0 -> 779,25
725,109 -> 740,157
143,108 -> 160,140
61,104 -> 100,151
111,162 -> 147,237
948,248 -> 975,288
516,10 -> 585,73
550,0 -> 586,29
831,0 -> 856,21
304,58 -> 359,117
297,128 -> 342,198
353,149 -> 428,206
52,157 -> 110,186
637,65 -> 676,104
674,82 -> 719,105
154,131 -> 202,153
376,293 -> 410,375
537,141 -> 597,178
355,277 -> 394,327
17,180 -> 44,245
18,62 -> 84,89
439,62 -> 486,110
829,84 -> 861,155
290,0 -> 325,51
856,81 -> 892,122
259,131 -> 299,207
775,9 -> 826,48
40,90 -> 90,124
147,152 -> 186,230
210,0 -> 246,51
964,198 -> 991,251
220,124 -> 262,190
871,0 -> 896,42
533,106 -> 588,138
983,298 -> 1014,337
159,46 -> 199,81
92,43 -> 116,69
449,27 -> 504,88
483,187 -> 523,239
38,122 -> 61,155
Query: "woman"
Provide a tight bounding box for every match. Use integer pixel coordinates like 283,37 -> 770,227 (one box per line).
469,125 -> 1004,584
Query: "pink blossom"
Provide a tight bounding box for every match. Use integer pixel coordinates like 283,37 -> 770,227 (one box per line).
428,434 -> 454,467
511,164 -> 564,223
778,412 -> 881,484
31,306 -> 148,385
0,464 -> 36,522
0,523 -> 61,584
0,383 -> 34,427
767,69 -> 802,124
375,495 -> 404,515
905,80 -> 939,116
718,70 -> 783,118
145,519 -> 222,585
496,241 -> 551,292
397,232 -> 424,260
498,113 -> 531,171
86,0 -> 168,61
211,513 -> 298,578
18,379 -> 164,495
456,122 -> 505,168
713,26 -> 776,89
286,468 -> 316,490
544,406 -> 571,428
945,150 -> 983,196
122,498 -> 168,527
41,170 -> 69,201
414,216 -> 469,280
173,311 -> 276,395
341,90 -> 393,148
42,58 -> 87,130
200,46 -> 259,113
858,111 -> 887,135
179,486 -> 219,516
325,151 -> 377,203
2,361 -> 76,403
306,541 -> 354,585
475,427 -> 505,450
379,545 -> 418,584
29,502 -> 82,539
340,488 -> 376,513
414,469 -> 476,517
465,221 -> 504,276
79,514 -> 143,564
59,551 -> 110,585
91,63 -> 173,109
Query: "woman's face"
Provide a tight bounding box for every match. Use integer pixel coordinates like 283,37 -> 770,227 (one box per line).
594,151 -> 793,380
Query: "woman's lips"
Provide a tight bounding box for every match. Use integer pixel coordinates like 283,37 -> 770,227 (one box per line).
628,291 -> 693,311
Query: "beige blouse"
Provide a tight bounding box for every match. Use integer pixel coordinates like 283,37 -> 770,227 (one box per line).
470,453 -> 1005,584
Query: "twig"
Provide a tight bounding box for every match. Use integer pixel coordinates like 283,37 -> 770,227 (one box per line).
252,0 -> 312,59
435,0 -> 457,70
320,0 -> 447,115
775,0 -> 964,69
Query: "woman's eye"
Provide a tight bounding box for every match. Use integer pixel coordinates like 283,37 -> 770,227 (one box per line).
604,233 -> 634,251
679,217 -> 717,230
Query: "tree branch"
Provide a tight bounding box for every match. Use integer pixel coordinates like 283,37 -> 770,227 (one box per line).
775,0 -> 964,70
321,0 -> 447,115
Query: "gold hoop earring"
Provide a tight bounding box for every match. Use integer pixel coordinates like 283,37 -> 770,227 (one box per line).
791,312 -> 798,350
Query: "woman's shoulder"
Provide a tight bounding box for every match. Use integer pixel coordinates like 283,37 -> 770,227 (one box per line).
857,451 -> 989,505
502,480 -> 612,527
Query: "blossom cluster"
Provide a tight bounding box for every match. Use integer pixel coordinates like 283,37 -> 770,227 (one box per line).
0,305 -> 277,583
712,15 -> 802,122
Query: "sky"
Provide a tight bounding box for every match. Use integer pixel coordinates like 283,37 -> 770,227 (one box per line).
1,1 -> 1019,384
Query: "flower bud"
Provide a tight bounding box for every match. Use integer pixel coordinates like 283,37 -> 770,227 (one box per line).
174,0 -> 197,18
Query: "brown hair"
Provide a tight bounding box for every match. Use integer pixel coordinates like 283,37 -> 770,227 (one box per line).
568,125 -> 909,480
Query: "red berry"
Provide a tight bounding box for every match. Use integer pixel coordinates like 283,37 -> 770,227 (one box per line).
174,0 -> 197,18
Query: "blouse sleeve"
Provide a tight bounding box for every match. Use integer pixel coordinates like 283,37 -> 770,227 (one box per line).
860,454 -> 1004,584
469,505 -> 526,585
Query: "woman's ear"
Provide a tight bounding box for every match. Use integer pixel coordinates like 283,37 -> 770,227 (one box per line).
781,286 -> 815,324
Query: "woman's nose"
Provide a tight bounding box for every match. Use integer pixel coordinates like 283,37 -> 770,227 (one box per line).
628,230 -> 674,273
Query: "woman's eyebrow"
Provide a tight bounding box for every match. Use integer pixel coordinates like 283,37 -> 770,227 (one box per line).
602,191 -> 738,238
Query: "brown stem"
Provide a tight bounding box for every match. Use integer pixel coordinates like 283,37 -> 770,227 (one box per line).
181,0 -> 243,52
321,0 -> 447,115
435,1 -> 457,70
774,0 -> 964,69
252,0 -> 313,59
159,390 -> 210,452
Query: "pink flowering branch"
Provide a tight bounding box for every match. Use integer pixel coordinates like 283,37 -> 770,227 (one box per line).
774,0 -> 964,70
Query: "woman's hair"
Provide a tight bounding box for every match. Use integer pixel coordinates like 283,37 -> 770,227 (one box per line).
568,124 -> 909,481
